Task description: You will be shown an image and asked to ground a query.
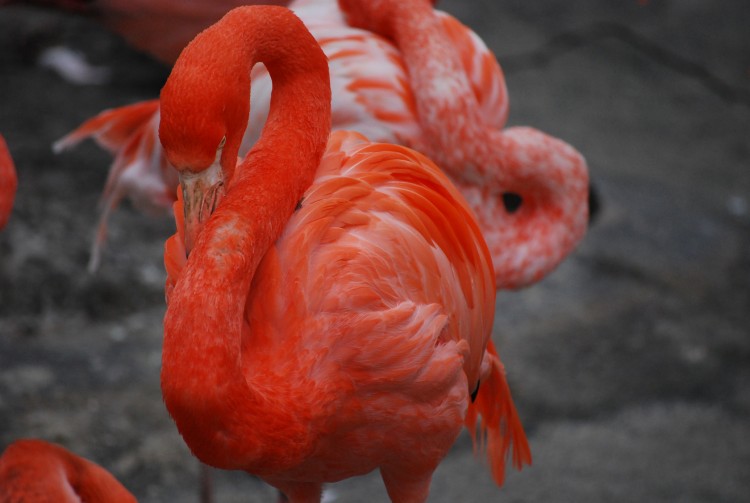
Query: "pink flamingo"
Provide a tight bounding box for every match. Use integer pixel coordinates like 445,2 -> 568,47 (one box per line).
160,5 -> 529,502
0,439 -> 136,502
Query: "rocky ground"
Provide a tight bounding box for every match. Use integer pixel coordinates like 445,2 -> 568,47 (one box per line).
1,1 -> 749,501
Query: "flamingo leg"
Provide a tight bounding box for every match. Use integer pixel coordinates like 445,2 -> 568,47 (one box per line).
200,462 -> 213,503
269,480 -> 322,503
380,466 -> 432,503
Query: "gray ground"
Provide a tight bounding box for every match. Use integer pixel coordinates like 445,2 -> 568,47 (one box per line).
1,1 -> 749,501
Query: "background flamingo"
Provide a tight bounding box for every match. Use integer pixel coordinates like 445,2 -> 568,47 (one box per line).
0,439 -> 136,502
0,134 -> 17,229
159,6 -> 529,502
44,0 -> 588,286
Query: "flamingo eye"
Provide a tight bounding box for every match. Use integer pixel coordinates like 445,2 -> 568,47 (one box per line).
502,193 -> 523,214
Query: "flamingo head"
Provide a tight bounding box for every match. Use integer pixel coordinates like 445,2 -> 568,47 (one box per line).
470,127 -> 590,289
158,14 -> 251,253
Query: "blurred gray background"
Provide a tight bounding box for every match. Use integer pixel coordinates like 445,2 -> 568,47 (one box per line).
1,0 -> 749,501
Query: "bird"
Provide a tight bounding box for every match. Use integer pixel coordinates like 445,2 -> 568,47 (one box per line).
0,438 -> 136,502
0,134 -> 17,230
48,0 -> 588,286
159,5 -> 530,503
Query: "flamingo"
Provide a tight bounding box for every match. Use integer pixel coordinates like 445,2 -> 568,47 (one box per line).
0,439 -> 136,502
48,0 -> 588,286
0,134 -> 17,230
160,5 -> 530,502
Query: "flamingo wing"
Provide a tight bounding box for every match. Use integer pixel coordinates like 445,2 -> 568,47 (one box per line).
279,130 -> 495,374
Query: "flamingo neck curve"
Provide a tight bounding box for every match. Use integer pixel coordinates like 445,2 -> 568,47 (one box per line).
160,6 -> 331,471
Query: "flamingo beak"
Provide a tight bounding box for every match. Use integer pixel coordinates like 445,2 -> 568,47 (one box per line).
179,147 -> 225,255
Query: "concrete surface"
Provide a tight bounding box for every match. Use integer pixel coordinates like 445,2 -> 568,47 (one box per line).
1,1 -> 748,501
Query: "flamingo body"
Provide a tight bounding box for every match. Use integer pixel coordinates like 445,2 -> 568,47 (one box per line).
0,439 -> 136,503
166,130 -> 513,480
160,7 -> 529,501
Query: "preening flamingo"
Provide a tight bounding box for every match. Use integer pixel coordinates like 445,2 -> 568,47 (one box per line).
0,134 -> 17,229
49,0 -> 588,286
0,439 -> 136,502
160,5 -> 530,502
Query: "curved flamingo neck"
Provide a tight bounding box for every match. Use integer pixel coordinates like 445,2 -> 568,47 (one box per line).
161,6 -> 331,471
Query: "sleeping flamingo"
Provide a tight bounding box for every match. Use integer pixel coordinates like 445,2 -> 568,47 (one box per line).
48,0 -> 588,286
0,134 -> 17,229
0,439 -> 136,502
160,5 -> 530,502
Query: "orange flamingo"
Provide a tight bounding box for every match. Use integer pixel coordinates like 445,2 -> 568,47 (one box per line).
0,439 -> 136,502
0,134 -> 17,230
50,0 -> 588,286
160,5 -> 530,502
